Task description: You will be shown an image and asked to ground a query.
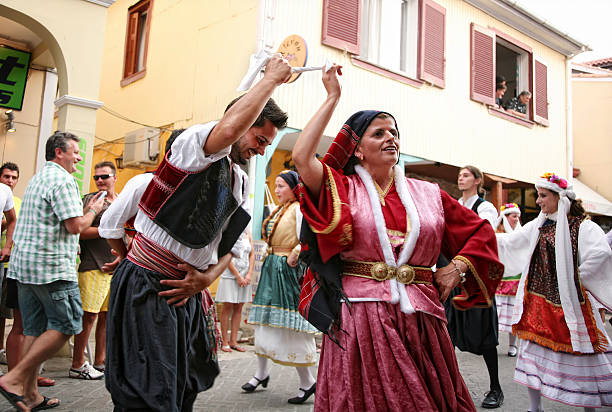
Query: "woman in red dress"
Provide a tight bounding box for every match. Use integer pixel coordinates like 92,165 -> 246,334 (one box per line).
292,65 -> 503,411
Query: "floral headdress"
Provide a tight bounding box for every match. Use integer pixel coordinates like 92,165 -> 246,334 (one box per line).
535,172 -> 575,199
500,202 -> 521,216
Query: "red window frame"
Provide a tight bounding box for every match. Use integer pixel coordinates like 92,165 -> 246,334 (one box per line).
121,0 -> 153,87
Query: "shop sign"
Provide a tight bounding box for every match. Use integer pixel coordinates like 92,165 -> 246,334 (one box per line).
0,46 -> 31,110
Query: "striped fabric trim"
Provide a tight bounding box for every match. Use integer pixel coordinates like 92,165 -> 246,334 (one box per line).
127,233 -> 186,279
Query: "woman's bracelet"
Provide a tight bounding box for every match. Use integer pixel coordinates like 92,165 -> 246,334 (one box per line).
87,208 -> 98,217
451,260 -> 466,283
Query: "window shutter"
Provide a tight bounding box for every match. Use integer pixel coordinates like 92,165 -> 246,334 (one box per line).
470,23 -> 495,106
321,0 -> 361,54
124,12 -> 139,77
418,0 -> 446,88
533,58 -> 549,126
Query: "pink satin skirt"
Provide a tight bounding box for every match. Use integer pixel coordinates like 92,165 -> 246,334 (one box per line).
315,301 -> 476,412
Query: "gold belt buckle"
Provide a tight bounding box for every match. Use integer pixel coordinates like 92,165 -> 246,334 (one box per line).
266,246 -> 273,255
370,262 -> 391,281
396,265 -> 416,285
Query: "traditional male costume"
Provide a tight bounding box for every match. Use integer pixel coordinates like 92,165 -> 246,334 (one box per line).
497,173 -> 612,408
99,123 -> 250,412
494,203 -> 522,334
297,111 -> 503,411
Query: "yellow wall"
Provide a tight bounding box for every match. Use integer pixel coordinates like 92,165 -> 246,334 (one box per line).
573,78 -> 612,200
1,0 -> 111,194
268,0 -> 571,184
0,69 -> 45,198
94,0 -> 258,189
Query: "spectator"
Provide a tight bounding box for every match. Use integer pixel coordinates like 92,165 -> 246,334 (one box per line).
0,131 -> 105,411
70,161 -> 119,380
0,163 -> 57,389
504,90 -> 531,118
216,228 -> 254,353
0,162 -> 19,365
495,83 -> 507,109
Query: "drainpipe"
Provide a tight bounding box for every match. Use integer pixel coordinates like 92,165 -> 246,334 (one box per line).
566,56 -> 573,186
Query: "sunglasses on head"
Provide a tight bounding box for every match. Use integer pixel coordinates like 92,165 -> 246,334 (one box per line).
93,174 -> 114,181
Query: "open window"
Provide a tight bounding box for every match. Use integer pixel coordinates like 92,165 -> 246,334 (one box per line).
470,24 -> 548,126
122,0 -> 152,86
322,0 -> 445,88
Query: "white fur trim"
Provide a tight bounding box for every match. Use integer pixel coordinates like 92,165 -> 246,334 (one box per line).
354,164 -> 417,314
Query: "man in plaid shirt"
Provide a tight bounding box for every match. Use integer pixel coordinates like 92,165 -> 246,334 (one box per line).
0,132 -> 105,411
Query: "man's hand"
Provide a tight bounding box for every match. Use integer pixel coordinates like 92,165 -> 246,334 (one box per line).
101,249 -> 121,273
158,262 -> 217,307
0,246 -> 10,262
434,260 -> 467,302
287,251 -> 298,268
263,54 -> 292,85
84,191 -> 105,216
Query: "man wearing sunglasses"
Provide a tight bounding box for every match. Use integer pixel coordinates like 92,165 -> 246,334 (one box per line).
70,161 -> 118,381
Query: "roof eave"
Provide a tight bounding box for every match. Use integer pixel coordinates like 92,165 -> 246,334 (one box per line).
463,0 -> 591,57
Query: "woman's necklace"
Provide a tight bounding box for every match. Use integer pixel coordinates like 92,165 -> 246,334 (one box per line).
373,175 -> 394,206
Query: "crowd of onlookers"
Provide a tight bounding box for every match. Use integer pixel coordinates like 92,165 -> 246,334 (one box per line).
0,132 -> 118,411
495,75 -> 532,118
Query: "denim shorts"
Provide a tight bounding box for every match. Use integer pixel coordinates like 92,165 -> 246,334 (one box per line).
18,280 -> 83,336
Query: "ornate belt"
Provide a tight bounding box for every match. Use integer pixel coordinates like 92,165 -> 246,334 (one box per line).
266,246 -> 293,256
343,260 -> 433,285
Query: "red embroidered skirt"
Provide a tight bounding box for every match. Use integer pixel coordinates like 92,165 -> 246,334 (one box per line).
315,301 -> 476,412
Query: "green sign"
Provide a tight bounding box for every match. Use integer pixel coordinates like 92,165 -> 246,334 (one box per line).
73,138 -> 88,195
0,46 -> 31,110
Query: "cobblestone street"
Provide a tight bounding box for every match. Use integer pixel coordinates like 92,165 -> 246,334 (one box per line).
1,335 -> 612,411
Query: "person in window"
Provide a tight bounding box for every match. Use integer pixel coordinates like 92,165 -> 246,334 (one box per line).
242,170 -> 318,405
497,173 -> 612,412
495,83 -> 507,109
293,65 -> 503,412
504,90 -> 531,118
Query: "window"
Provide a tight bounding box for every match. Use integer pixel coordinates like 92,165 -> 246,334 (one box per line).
361,0 -> 418,77
322,0 -> 446,88
470,24 -> 549,126
122,0 -> 152,86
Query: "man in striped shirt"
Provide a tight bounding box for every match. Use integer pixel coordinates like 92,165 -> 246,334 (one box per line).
0,132 -> 105,412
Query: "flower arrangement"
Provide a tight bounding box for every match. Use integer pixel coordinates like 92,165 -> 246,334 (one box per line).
541,172 -> 568,189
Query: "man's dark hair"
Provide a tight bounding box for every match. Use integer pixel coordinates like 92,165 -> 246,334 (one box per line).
0,162 -> 19,177
45,131 -> 80,161
225,96 -> 288,129
519,90 -> 532,98
94,161 -> 116,174
165,128 -> 186,155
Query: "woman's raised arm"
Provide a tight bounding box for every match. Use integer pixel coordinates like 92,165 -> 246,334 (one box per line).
292,65 -> 342,198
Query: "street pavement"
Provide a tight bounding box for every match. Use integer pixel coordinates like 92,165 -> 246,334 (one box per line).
1,330 -> 612,411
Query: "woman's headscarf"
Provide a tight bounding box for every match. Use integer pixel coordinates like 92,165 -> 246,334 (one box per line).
322,110 -> 398,173
496,202 -> 522,233
278,169 -> 299,189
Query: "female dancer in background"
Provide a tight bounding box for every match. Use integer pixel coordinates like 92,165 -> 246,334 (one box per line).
497,173 -> 612,412
243,170 -> 318,404
494,203 -> 522,357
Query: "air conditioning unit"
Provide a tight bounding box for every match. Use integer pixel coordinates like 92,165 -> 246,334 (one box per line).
123,127 -> 160,167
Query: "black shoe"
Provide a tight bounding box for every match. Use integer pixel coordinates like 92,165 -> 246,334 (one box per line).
241,376 -> 270,392
482,388 -> 504,408
288,382 -> 316,404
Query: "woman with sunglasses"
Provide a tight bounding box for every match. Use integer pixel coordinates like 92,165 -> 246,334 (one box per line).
292,65 -> 503,411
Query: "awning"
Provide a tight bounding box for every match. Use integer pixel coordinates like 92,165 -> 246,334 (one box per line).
572,179 -> 612,217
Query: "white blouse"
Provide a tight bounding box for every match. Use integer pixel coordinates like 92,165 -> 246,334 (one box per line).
99,121 -> 249,271
459,194 -> 498,227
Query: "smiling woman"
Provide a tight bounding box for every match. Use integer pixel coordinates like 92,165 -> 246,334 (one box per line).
291,66 -> 503,411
